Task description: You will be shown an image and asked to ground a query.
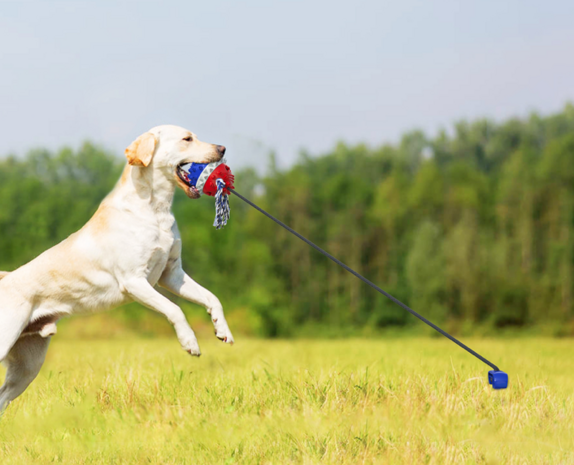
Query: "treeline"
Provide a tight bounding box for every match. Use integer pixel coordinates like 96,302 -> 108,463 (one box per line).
1,105 -> 574,336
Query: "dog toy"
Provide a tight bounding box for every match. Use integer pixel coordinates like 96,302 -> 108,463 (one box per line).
180,158 -> 235,229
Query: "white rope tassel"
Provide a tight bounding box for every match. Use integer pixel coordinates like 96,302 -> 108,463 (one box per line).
213,178 -> 230,229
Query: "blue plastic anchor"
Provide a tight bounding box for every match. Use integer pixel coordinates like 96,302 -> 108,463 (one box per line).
488,371 -> 508,389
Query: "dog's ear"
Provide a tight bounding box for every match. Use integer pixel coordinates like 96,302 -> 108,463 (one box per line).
125,132 -> 157,167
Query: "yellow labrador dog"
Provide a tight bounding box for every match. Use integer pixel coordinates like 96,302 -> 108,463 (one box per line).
0,125 -> 234,411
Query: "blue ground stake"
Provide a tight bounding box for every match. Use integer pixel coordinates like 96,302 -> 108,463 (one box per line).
230,189 -> 509,390
488,371 -> 509,389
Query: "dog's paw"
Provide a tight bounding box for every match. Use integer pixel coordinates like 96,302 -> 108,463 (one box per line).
209,306 -> 234,345
214,325 -> 234,345
181,338 -> 201,357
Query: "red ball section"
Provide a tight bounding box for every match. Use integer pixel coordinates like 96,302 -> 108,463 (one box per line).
203,164 -> 235,197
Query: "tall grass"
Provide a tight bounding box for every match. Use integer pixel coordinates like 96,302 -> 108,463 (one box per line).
0,337 -> 572,464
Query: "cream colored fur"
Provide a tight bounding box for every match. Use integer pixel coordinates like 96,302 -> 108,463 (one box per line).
0,125 -> 234,411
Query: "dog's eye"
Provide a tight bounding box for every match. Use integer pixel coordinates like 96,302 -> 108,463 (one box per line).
183,136 -> 193,142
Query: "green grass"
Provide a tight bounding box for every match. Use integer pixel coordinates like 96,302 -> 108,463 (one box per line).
0,337 -> 572,464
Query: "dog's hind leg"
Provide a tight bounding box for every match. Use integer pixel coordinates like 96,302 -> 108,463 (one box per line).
0,334 -> 50,412
0,293 -> 34,362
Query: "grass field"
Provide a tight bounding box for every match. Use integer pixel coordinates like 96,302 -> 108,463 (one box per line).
0,337 -> 572,464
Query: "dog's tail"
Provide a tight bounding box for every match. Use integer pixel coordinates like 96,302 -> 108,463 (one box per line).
0,271 -> 9,280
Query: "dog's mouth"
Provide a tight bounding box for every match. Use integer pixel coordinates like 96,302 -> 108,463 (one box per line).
176,163 -> 201,198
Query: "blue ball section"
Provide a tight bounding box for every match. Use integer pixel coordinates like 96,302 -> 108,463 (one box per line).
187,162 -> 209,187
488,370 -> 508,389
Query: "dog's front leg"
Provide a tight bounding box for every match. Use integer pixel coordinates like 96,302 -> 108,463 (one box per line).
159,264 -> 234,345
122,279 -> 201,356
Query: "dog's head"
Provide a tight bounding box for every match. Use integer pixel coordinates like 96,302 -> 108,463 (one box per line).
124,125 -> 226,199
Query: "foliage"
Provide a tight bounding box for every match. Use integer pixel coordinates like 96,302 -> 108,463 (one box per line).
1,105 -> 574,336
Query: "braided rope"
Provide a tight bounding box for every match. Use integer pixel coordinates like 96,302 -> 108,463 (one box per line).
213,178 -> 230,229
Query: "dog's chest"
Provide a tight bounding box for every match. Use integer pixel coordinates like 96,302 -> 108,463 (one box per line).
146,213 -> 176,283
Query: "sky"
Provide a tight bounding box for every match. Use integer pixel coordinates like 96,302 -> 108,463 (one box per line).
1,0 -> 573,171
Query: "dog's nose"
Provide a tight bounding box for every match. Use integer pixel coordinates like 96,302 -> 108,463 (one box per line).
217,145 -> 226,156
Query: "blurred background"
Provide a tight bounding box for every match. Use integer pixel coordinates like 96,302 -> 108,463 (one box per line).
1,0 -> 574,339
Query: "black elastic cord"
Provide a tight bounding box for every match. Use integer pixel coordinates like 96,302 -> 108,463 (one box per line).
230,189 -> 500,372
